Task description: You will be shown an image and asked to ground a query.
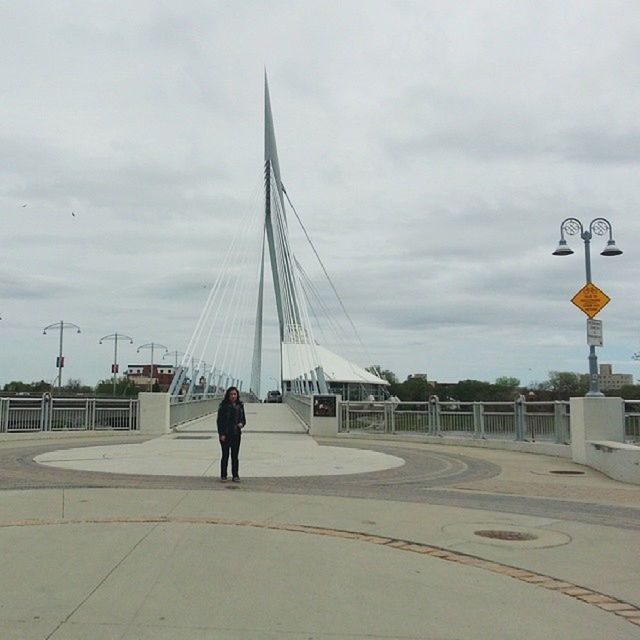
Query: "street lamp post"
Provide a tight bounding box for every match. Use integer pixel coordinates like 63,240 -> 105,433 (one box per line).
552,217 -> 622,396
99,333 -> 134,395
43,321 -> 81,390
137,343 -> 168,392
163,350 -> 185,368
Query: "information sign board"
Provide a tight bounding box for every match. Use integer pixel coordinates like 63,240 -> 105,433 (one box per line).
587,318 -> 603,346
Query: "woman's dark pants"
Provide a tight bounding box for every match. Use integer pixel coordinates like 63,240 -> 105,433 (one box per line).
220,434 -> 241,478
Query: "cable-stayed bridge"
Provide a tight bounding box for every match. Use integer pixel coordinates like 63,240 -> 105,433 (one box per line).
169,76 -> 388,402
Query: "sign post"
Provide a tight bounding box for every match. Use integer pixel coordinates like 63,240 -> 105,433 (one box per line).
570,282 -> 610,395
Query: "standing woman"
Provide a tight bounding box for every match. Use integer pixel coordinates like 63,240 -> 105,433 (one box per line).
217,386 -> 246,482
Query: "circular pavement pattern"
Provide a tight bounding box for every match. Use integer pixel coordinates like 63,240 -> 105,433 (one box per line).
2,436 -> 640,531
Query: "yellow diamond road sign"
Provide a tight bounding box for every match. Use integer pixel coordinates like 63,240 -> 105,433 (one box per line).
571,283 -> 610,318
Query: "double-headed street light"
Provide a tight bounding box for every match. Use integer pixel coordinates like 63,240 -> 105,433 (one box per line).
43,321 -> 81,390
137,342 -> 168,392
100,333 -> 134,395
163,350 -> 185,368
552,217 -> 622,396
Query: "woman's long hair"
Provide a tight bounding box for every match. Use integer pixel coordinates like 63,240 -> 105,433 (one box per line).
221,386 -> 241,405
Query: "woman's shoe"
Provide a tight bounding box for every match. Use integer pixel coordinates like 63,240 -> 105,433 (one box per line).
232,476 -> 240,482
220,477 -> 228,482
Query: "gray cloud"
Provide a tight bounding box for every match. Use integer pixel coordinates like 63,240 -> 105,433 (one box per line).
1,1 -> 639,389
384,127 -> 640,164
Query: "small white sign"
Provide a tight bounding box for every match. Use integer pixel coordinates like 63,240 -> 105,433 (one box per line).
587,318 -> 603,346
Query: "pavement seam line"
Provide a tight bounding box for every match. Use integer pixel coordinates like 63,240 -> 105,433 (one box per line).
4,515 -> 639,628
43,520 -> 163,640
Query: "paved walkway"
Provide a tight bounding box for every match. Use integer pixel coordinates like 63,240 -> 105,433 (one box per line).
1,412 -> 640,639
33,411 -> 405,478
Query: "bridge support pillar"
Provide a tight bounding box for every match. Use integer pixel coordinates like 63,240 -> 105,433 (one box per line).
308,395 -> 340,437
569,396 -> 624,464
139,392 -> 171,434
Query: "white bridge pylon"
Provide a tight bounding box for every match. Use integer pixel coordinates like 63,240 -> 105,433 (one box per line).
250,75 -> 329,398
170,76 -> 388,401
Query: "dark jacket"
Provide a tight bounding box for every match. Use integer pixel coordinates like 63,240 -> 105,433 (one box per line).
217,401 -> 246,438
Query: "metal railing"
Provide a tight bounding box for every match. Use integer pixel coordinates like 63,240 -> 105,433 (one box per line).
340,396 -> 640,443
0,396 -> 139,433
169,393 -> 223,428
340,397 -> 571,443
3,394 -> 637,442
284,394 -> 312,429
624,400 -> 640,442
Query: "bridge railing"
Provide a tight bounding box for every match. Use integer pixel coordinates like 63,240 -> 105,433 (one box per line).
339,397 -> 575,443
340,397 -> 640,443
284,394 -> 312,428
169,393 -> 223,428
0,396 -> 139,433
3,394 -> 637,441
624,400 -> 640,441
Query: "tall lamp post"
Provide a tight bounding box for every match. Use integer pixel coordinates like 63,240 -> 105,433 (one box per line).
43,321 -> 81,390
99,333 -> 134,395
552,217 -> 622,396
164,350 -> 185,368
137,342 -> 168,392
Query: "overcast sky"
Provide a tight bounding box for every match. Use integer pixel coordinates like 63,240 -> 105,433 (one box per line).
1,0 -> 639,392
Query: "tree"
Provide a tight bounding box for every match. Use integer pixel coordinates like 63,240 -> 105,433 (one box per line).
495,376 -> 520,388
3,380 -> 30,392
452,379 -> 494,402
610,385 -> 640,400
3,380 -> 52,393
62,379 -> 93,394
396,376 -> 433,401
537,371 -> 588,399
366,365 -> 398,385
95,377 -> 138,397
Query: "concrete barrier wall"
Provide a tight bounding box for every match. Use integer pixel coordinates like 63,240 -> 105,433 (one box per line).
284,394 -> 340,436
569,396 -> 640,484
138,394 -> 220,434
309,395 -> 340,437
284,394 -> 312,429
170,397 -> 219,428
586,440 -> 640,485
138,393 -> 171,435
570,397 -> 625,464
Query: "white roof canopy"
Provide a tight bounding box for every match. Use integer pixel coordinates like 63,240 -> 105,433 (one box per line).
282,343 -> 389,386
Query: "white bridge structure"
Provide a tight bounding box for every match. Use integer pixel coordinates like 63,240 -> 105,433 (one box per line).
168,76 -> 388,402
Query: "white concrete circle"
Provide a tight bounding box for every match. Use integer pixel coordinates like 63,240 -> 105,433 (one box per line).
34,433 -> 406,478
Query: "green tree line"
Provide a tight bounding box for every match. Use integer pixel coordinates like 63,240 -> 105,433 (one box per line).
367,367 -> 640,401
2,377 -> 138,396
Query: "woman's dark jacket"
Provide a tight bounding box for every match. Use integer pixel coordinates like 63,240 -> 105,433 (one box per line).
217,401 -> 246,439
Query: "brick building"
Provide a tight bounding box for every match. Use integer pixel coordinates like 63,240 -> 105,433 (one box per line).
126,364 -> 175,392
598,364 -> 633,391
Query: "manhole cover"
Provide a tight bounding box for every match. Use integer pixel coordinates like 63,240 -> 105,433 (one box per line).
474,529 -> 538,541
549,470 -> 585,475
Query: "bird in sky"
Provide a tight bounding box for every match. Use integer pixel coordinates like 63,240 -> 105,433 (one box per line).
21,204 -> 27,208
71,212 -> 76,217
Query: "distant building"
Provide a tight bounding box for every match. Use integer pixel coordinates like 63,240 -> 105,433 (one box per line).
407,373 -> 428,381
598,364 -> 633,391
126,364 -> 175,392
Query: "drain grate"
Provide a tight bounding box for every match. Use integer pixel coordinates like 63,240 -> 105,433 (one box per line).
474,529 -> 538,541
549,470 -> 585,475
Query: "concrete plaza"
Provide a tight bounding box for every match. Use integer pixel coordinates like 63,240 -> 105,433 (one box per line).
1,409 -> 640,639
